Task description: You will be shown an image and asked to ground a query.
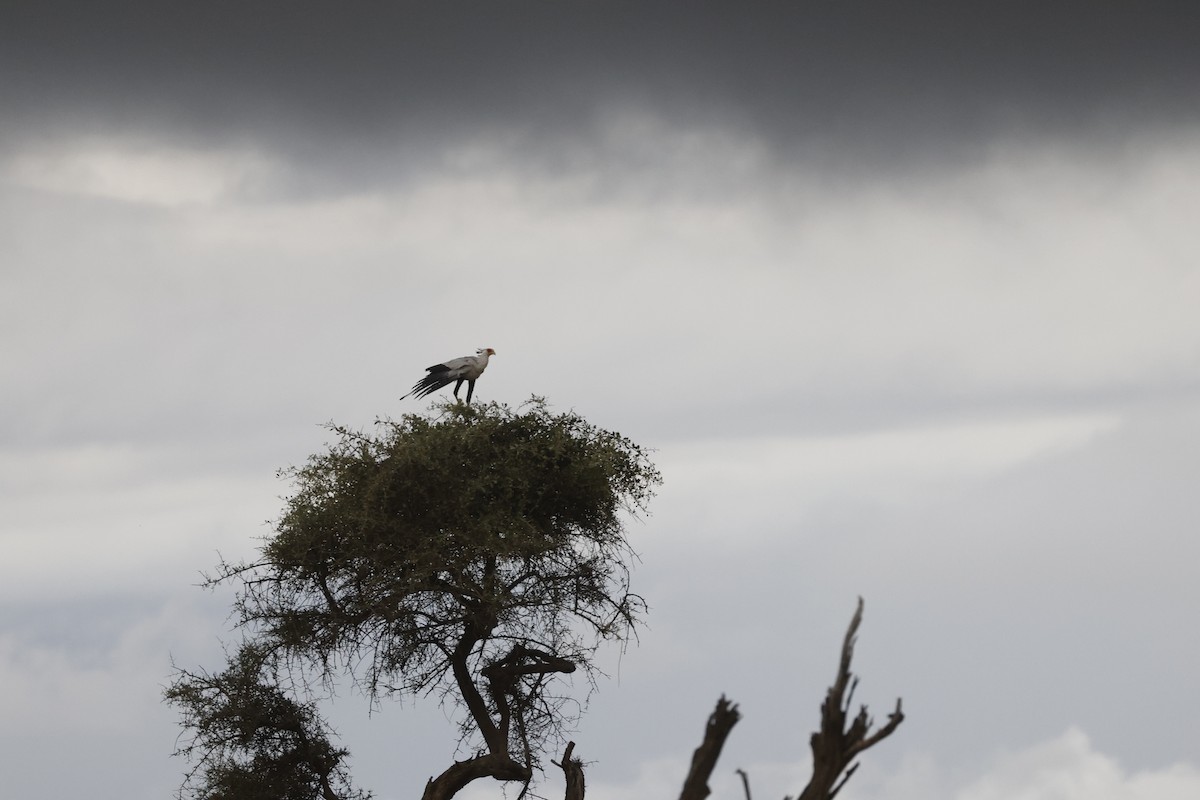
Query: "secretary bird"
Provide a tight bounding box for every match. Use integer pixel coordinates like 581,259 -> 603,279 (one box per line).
400,347 -> 495,404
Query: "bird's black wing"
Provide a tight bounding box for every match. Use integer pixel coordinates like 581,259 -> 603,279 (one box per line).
401,365 -> 457,399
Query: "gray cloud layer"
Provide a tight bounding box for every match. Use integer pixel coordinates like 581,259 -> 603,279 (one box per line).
6,1 -> 1199,175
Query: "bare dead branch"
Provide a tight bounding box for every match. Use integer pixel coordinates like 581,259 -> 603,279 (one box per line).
827,762 -> 858,800
795,598 -> 904,800
554,741 -> 586,800
679,695 -> 741,800
735,768 -> 752,800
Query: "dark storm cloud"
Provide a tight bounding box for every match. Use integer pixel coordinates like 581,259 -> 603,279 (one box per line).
4,1 -> 1199,176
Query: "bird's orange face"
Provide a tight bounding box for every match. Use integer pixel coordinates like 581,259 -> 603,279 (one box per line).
485,348 -> 496,356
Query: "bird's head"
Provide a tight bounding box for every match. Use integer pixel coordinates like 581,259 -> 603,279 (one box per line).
479,347 -> 496,357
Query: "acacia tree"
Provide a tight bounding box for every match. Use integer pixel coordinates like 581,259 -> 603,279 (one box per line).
167,399 -> 660,800
168,399 -> 903,800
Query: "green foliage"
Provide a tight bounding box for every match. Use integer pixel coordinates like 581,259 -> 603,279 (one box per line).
246,399 -> 658,688
168,399 -> 660,798
166,646 -> 367,800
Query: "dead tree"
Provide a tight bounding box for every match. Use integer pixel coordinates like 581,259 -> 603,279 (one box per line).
580,604 -> 902,800
561,598 -> 902,800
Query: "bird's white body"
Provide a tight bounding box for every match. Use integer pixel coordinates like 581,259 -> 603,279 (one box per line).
434,350 -> 491,382
401,347 -> 496,403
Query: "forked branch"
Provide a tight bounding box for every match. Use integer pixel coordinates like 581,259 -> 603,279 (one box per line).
796,597 -> 904,800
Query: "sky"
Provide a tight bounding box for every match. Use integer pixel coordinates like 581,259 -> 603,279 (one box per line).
2,2 -> 1199,798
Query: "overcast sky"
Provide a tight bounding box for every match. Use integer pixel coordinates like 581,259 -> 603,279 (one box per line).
2,3 -> 1199,799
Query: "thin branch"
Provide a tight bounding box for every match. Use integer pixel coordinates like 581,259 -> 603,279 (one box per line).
735,768 -> 752,800
827,761 -> 858,800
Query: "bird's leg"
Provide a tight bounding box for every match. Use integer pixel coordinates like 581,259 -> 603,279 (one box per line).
453,379 -> 464,401
466,380 -> 475,404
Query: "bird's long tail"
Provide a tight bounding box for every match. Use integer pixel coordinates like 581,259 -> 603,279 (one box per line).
400,372 -> 454,401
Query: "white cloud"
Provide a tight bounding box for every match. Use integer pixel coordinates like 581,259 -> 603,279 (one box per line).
0,443 -> 276,602
0,598 -> 204,734
0,595 -> 226,800
4,139 -> 276,206
5,128 -> 1199,445
950,729 -> 1200,800
654,411 -> 1120,544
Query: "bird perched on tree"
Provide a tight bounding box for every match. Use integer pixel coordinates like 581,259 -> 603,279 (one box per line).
400,347 -> 496,404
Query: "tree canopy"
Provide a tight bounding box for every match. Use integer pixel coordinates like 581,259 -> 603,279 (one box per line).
167,399 -> 661,800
